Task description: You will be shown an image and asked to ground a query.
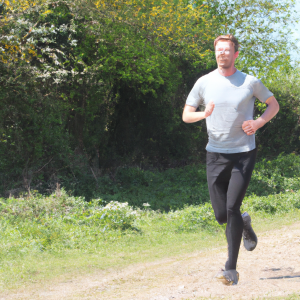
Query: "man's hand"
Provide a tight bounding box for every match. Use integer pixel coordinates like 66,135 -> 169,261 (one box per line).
242,96 -> 280,135
242,119 -> 264,135
204,101 -> 215,118
182,101 -> 214,123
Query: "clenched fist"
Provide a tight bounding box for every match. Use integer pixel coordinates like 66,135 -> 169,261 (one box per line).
204,101 -> 215,118
242,120 -> 259,135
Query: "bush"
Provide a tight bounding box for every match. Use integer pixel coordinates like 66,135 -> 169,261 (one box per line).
169,203 -> 219,232
1,187 -> 300,255
92,164 -> 209,211
243,191 -> 300,215
256,70 -> 300,154
87,153 -> 300,211
63,200 -> 139,231
248,153 -> 300,196
0,191 -> 139,253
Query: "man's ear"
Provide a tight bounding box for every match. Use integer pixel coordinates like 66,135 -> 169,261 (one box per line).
234,51 -> 239,59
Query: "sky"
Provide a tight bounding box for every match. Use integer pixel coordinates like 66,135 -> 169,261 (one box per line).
291,0 -> 300,62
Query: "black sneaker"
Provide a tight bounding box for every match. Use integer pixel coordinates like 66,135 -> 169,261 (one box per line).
242,212 -> 257,251
215,269 -> 239,285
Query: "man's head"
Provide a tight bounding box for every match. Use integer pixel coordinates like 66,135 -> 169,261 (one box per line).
214,34 -> 239,70
214,34 -> 239,52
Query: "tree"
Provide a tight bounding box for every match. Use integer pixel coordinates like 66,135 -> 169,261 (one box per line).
0,0 -> 298,197
211,0 -> 298,79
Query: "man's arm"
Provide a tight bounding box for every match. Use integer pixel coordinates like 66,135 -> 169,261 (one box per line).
242,96 -> 280,135
182,101 -> 215,123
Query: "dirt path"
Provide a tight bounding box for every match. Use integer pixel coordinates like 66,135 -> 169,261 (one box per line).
2,222 -> 300,300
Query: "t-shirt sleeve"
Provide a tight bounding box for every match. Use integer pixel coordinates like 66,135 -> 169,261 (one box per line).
251,78 -> 273,103
185,78 -> 205,108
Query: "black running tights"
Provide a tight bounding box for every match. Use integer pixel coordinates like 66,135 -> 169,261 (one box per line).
206,148 -> 257,270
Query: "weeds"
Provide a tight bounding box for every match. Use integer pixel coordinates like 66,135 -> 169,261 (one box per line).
1,153 -> 300,290
89,153 -> 300,211
1,189 -> 300,257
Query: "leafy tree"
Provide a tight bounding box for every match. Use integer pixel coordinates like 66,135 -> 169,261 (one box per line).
256,68 -> 300,154
0,0 -> 298,197
213,0 -> 298,79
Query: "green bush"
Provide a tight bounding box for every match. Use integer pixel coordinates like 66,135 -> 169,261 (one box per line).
169,203 -> 219,232
248,153 -> 300,196
255,71 -> 300,154
2,153 -> 300,256
0,191 -> 139,253
1,187 -> 300,256
93,164 -> 209,211
86,153 -> 300,211
63,200 -> 139,231
243,192 -> 300,215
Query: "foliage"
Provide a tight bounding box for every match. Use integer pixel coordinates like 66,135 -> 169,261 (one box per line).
169,203 -> 219,232
0,0 -> 298,197
247,153 -> 300,196
1,153 -> 300,288
78,153 -> 300,211
4,153 -> 299,240
1,175 -> 300,258
91,164 -> 209,211
0,190 -> 139,252
0,0 -> 216,195
255,68 -> 300,154
217,0 -> 298,79
63,200 -> 139,231
243,192 -> 300,215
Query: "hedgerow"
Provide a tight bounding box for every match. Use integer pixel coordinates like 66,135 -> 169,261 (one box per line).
1,153 -> 300,257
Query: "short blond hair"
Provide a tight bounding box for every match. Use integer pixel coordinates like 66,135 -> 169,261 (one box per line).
214,34 -> 240,52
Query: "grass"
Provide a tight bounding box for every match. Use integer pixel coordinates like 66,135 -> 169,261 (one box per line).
1,153 -> 300,295
1,201 -> 300,293
0,230 -> 223,289
89,152 -> 300,211
265,295 -> 300,300
0,196 -> 225,291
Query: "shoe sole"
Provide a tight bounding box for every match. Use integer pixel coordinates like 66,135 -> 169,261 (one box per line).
242,212 -> 257,251
215,270 -> 239,286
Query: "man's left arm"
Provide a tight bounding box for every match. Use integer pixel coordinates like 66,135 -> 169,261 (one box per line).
242,96 -> 280,136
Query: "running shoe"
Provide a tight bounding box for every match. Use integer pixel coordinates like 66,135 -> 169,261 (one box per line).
242,212 -> 257,251
215,269 -> 239,285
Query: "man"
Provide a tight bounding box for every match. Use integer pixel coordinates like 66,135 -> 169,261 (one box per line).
182,34 -> 279,285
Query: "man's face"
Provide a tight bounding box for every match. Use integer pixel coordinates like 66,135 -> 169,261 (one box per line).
215,40 -> 239,69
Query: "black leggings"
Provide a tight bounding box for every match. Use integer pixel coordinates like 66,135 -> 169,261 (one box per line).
206,148 -> 257,270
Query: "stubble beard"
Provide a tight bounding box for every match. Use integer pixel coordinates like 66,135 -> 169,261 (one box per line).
217,58 -> 231,69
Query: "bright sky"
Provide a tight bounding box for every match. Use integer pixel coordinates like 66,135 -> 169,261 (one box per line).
291,0 -> 300,62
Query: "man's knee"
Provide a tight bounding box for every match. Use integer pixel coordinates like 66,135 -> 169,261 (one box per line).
215,212 -> 227,225
227,207 -> 241,217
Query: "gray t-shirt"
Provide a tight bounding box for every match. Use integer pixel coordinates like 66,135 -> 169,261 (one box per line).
186,69 -> 273,153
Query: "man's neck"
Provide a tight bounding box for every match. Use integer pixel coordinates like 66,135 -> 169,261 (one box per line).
217,66 -> 237,77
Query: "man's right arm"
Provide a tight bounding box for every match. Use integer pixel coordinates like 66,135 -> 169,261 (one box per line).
182,102 -> 215,123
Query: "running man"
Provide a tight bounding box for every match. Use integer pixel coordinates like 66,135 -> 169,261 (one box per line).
182,34 -> 279,285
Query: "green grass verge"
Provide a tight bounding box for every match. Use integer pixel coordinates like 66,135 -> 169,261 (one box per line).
1,153 -> 300,293
267,295 -> 300,300
1,195 -> 300,292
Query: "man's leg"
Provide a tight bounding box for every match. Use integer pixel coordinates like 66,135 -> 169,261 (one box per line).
206,151 -> 241,285
206,151 -> 233,225
225,148 -> 257,270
